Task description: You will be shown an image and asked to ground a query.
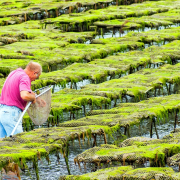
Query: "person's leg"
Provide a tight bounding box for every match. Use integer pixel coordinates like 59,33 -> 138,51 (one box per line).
0,122 -> 7,138
0,105 -> 23,137
0,105 -> 8,138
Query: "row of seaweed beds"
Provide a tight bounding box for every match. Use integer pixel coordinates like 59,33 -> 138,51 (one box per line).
42,0 -> 177,32
1,23 -> 180,90
0,124 -> 118,179
57,92 -> 180,139
3,91 -> 180,177
0,0 -> 151,26
22,38 -> 180,130
1,2 -> 180,78
62,129 -> 180,179
1,0 -> 180,179
0,7 -> 180,79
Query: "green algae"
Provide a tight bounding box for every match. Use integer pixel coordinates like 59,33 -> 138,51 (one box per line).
44,0 -> 174,31
119,137 -> 163,147
0,39 -> 143,70
2,1 -> 180,179
96,8 -> 180,31
74,142 -> 180,167
60,166 -> 133,180
9,58 -> 180,131
123,167 -> 177,180
94,19 -> 142,29
26,38 -> 180,91
0,20 -> 96,43
127,27 -> 180,45
127,15 -> 174,27
52,89 -> 111,108
24,62 -> 180,128
60,166 -> 180,180
0,0 -> 159,27
64,129 -> 180,179
0,59 -> 49,76
47,89 -> 111,124
74,128 -> 180,168
58,94 -> 180,132
89,50 -> 152,73
2,23 -> 180,88
0,125 -> 115,168
93,13 -> 175,31
39,63 -> 120,85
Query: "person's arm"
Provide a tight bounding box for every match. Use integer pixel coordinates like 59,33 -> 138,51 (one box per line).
20,91 -> 36,103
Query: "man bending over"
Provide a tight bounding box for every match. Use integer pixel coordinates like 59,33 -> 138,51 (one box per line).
0,61 -> 42,138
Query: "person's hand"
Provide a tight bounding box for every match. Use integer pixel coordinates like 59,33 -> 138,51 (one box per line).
36,97 -> 46,107
31,92 -> 36,104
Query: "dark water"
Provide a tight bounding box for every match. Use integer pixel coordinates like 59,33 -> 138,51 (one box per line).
90,24 -> 180,41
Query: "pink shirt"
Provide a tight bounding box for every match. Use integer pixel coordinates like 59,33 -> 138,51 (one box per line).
0,68 -> 32,110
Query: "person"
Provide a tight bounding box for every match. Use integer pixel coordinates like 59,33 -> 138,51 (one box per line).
0,61 -> 42,138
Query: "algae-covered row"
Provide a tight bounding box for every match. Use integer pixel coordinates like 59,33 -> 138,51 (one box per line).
1,12 -> 180,82
1,0 -> 180,179
57,93 -> 180,130
26,62 -> 180,128
60,166 -> 180,180
2,24 -> 180,88
0,124 -> 115,172
60,129 -> 180,179
0,0 -> 175,27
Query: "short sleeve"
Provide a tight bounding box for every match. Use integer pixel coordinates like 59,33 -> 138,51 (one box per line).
19,75 -> 32,93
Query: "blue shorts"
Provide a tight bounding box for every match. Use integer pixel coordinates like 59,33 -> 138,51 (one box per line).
0,104 -> 23,138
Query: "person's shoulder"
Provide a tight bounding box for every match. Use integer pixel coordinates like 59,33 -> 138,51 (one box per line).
16,68 -> 29,79
16,68 -> 26,75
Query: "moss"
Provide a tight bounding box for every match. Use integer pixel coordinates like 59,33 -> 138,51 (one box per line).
61,166 -> 133,180
58,94 -> 180,133
94,19 -> 142,29
123,167 -> 175,179
0,125 -> 115,166
75,142 -> 180,168
44,0 -> 172,32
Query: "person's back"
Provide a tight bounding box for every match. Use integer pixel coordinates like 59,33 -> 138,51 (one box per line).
0,68 -> 31,111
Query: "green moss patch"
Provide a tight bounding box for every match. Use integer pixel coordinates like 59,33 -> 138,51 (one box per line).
0,20 -> 96,43
0,59 -> 49,76
74,128 -> 180,167
0,125 -> 115,168
44,0 -> 173,31
60,166 -> 180,180
74,143 -> 179,166
0,78 -> 5,94
93,9 -> 180,30
60,166 -> 133,180
58,93 -> 180,129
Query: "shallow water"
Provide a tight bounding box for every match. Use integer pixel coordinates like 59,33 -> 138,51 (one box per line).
91,23 -> 180,41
